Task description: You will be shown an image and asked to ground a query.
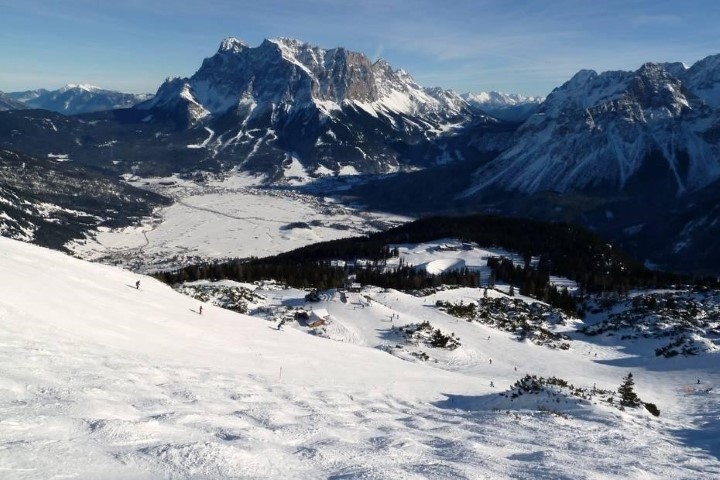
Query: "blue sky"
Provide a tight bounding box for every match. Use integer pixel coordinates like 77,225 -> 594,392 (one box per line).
0,0 -> 718,96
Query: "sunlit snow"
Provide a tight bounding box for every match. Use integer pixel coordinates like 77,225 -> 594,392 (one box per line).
69,173 -> 409,271
1,237 -> 719,478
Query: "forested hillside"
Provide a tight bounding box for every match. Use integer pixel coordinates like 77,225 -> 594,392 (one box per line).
155,215 -> 705,312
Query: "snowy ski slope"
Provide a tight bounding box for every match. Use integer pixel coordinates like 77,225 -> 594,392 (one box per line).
1,236 -> 719,478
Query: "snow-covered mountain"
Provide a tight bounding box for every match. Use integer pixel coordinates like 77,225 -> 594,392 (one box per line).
137,37 -> 501,177
463,57 -> 720,198
8,84 -> 153,115
6,88 -> 49,103
0,149 -> 169,250
683,55 -> 720,107
0,91 -> 27,111
0,38 -> 510,180
4,41 -> 720,273
447,55 -> 720,273
144,37 -> 473,123
462,91 -> 544,122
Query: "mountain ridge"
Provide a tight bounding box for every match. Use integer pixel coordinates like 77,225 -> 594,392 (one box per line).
462,58 -> 720,198
0,149 -> 169,250
462,91 -> 544,122
0,91 -> 28,111
8,85 -> 153,115
133,37 -> 502,178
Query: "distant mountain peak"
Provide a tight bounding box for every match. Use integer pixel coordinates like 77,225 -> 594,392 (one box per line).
147,37 -> 477,117
60,83 -> 102,93
462,90 -> 544,122
218,37 -> 249,54
464,91 -> 544,107
661,62 -> 688,78
137,36 -> 496,177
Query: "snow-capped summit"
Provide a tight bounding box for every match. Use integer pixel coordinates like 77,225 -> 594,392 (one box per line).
464,91 -> 544,108
145,36 -> 472,118
661,61 -> 689,78
139,37 -> 495,177
59,83 -> 101,93
218,36 -> 249,53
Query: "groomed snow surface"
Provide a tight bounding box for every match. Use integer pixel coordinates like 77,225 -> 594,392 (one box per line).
1,237 -> 719,479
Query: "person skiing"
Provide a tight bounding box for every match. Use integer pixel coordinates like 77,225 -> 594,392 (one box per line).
135,280 -> 140,289
199,305 -> 203,315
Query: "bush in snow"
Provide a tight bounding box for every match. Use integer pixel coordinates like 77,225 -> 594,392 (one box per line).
396,321 -> 461,351
436,298 -> 572,349
579,290 -> 720,357
644,402 -> 661,417
501,373 -> 657,416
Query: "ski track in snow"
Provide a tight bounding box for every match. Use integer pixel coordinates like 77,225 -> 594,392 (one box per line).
5,231 -> 720,478
2,327 -> 716,479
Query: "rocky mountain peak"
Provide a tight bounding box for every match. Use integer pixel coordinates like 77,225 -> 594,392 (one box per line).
464,53 -> 720,198
147,37 -> 478,120
127,37 -> 493,179
218,37 -> 249,54
627,63 -> 690,114
267,37 -> 309,50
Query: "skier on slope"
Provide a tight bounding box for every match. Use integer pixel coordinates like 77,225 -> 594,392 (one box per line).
199,305 -> 203,315
135,280 -> 140,289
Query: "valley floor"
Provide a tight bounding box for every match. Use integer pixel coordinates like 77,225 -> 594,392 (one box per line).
68,172 -> 408,272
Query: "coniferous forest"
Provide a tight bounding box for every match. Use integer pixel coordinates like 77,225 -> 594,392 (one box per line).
154,214 -> 713,313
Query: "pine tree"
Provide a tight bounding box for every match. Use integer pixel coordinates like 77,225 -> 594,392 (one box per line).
618,373 -> 641,408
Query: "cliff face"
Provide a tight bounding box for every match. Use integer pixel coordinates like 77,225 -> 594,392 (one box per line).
137,37 -> 498,178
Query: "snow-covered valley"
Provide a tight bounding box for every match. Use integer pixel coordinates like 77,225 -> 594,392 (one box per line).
2,236 -> 719,478
69,173 -> 408,272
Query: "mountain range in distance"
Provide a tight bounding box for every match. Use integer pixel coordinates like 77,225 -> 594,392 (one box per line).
1,73 -> 536,122
2,84 -> 153,115
1,37 -> 720,274
462,91 -> 543,122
